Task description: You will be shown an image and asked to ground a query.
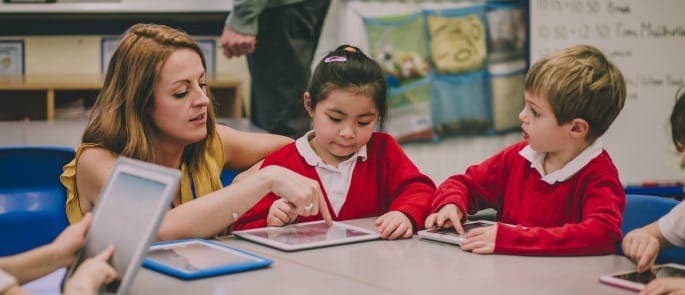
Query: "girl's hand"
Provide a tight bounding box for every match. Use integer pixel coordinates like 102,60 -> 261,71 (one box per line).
375,211 -> 414,240
623,228 -> 660,272
267,199 -> 298,227
424,204 -> 465,234
460,224 -> 498,254
64,245 -> 119,295
640,278 -> 685,295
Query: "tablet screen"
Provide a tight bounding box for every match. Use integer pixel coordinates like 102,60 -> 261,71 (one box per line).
613,266 -> 685,284
248,222 -> 370,246
147,241 -> 257,272
428,221 -> 494,236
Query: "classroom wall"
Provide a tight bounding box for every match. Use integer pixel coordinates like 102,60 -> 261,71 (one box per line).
0,35 -> 251,107
530,0 -> 685,184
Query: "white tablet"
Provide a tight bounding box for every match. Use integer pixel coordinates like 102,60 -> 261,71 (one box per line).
62,157 -> 180,295
599,263 -> 685,292
233,220 -> 380,251
417,220 -> 496,246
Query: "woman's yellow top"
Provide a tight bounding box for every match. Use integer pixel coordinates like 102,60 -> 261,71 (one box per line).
60,132 -> 225,224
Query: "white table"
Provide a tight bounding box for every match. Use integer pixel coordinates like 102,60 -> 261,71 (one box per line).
129,218 -> 636,295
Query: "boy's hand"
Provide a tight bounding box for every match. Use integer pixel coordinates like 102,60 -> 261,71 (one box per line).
424,204 -> 465,234
267,199 -> 298,227
460,224 -> 498,254
375,211 -> 414,240
623,228 -> 660,272
64,245 -> 119,295
640,278 -> 685,295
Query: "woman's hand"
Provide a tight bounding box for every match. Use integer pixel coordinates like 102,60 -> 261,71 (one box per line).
262,166 -> 333,226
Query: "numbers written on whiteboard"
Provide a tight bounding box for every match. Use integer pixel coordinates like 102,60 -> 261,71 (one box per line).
535,0 -> 630,15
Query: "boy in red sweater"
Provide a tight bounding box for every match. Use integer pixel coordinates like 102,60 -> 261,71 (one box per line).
426,45 -> 627,255
233,45 -> 435,240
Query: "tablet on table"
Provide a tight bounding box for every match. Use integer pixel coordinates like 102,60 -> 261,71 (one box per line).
599,263 -> 685,292
143,239 -> 272,280
233,220 -> 380,251
417,220 -> 496,246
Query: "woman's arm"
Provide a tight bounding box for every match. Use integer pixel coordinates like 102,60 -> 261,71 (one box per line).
156,165 -> 332,240
217,124 -> 292,170
75,147 -> 117,214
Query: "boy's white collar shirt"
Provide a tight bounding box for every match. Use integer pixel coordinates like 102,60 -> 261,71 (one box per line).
519,139 -> 604,185
295,130 -> 367,215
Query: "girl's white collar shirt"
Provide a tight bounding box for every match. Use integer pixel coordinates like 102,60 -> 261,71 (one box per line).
295,130 -> 368,215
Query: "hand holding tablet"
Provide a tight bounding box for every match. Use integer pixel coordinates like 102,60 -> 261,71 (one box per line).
599,263 -> 685,292
62,157 -> 180,295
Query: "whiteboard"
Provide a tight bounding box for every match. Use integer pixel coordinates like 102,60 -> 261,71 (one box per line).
530,0 -> 685,184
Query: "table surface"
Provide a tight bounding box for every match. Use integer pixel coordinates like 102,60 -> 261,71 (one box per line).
129,218 -> 636,295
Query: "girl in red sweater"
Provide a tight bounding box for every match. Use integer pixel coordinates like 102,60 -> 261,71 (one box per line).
233,45 -> 435,240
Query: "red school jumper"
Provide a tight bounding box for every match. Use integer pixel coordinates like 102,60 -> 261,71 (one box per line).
432,141 -> 625,255
233,132 -> 436,231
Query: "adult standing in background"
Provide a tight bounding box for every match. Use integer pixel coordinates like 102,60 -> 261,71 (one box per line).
221,0 -> 331,138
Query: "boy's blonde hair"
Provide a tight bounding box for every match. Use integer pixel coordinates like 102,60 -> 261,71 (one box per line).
525,45 -> 626,142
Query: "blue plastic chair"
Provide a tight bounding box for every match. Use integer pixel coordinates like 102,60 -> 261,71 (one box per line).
621,194 -> 685,265
220,169 -> 239,187
0,146 -> 75,256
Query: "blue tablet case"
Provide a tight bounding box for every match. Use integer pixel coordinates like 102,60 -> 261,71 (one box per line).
143,239 -> 272,280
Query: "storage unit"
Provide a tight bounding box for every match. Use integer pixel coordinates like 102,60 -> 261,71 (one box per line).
0,74 -> 243,121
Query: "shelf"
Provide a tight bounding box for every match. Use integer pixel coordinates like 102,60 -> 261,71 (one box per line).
0,0 -> 232,14
0,74 -> 244,121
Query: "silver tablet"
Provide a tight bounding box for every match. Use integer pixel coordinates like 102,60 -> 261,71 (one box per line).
599,263 -> 685,292
417,220 -> 496,246
62,157 -> 180,295
233,220 -> 380,251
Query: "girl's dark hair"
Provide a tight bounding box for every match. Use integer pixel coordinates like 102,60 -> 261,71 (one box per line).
671,87 -> 685,150
307,45 -> 388,128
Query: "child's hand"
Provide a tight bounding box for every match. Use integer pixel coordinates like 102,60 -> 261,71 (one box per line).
460,224 -> 498,254
64,245 -> 119,295
267,199 -> 298,227
50,212 -> 93,268
424,204 -> 465,234
623,228 -> 660,272
375,211 -> 414,240
640,277 -> 685,295
376,211 -> 414,240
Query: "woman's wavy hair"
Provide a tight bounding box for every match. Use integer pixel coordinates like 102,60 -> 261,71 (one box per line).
83,23 -> 217,170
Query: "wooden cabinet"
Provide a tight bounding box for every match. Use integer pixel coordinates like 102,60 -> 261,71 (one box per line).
0,74 -> 244,121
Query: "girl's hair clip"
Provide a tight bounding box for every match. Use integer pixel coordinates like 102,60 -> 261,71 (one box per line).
324,56 -> 347,63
